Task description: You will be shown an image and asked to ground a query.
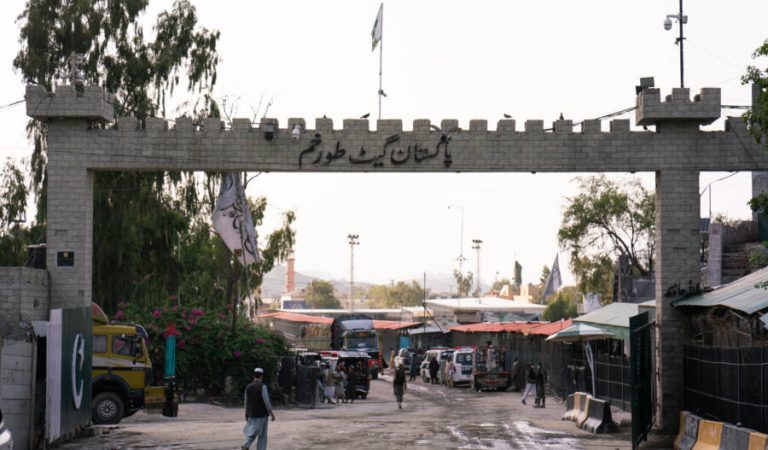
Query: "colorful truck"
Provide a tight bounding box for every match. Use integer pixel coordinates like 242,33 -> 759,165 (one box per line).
91,304 -> 171,424
301,314 -> 382,379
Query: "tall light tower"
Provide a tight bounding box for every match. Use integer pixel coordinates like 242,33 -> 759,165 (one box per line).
347,234 -> 360,311
472,239 -> 483,296
448,205 -> 466,296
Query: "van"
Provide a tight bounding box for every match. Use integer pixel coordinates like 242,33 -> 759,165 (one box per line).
419,348 -> 453,383
0,407 -> 12,450
448,348 -> 475,386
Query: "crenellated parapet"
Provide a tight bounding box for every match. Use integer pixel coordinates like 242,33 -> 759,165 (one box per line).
26,84 -> 115,122
636,87 -> 720,126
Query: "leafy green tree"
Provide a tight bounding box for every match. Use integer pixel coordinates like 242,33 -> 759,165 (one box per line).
305,280 -> 341,309
0,159 -> 45,266
453,269 -> 474,298
558,175 -> 655,299
542,286 -> 579,321
491,278 -> 512,292
743,39 -> 768,149
367,281 -> 426,308
539,265 -> 550,286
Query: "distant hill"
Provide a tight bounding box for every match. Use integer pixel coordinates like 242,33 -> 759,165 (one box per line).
260,267 -> 485,299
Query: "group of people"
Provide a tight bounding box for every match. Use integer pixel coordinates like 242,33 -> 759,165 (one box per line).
318,361 -> 364,405
520,362 -> 548,408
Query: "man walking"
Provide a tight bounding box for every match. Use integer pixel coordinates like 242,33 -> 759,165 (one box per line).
534,362 -> 548,408
242,368 -> 276,450
393,365 -> 407,409
521,363 -> 537,405
428,356 -> 439,384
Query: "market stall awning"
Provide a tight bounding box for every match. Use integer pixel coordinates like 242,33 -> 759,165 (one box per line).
373,320 -> 421,330
673,267 -> 768,315
573,302 -> 640,341
526,319 -> 573,336
257,311 -> 333,324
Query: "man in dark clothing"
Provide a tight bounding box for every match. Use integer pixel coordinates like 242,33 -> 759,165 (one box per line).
509,357 -> 520,392
428,357 -> 439,384
242,368 -> 276,450
346,366 -> 358,403
393,365 -> 407,409
521,363 -> 537,405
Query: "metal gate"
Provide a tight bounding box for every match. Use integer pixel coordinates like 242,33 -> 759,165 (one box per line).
630,311 -> 654,450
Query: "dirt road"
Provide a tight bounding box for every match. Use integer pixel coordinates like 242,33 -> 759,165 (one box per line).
61,375 -> 641,449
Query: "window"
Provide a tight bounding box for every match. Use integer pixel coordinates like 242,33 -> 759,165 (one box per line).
93,335 -> 107,353
112,335 -> 134,356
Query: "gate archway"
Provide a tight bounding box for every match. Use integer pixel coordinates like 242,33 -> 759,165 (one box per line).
26,83 -> 767,432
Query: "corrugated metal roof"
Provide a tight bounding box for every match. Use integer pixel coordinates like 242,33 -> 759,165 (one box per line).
526,319 -> 573,336
573,302 -> 640,341
257,312 -> 333,324
449,321 -> 544,334
373,320 -> 421,330
673,267 -> 768,315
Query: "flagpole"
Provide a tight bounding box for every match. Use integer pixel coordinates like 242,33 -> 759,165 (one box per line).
377,3 -> 383,121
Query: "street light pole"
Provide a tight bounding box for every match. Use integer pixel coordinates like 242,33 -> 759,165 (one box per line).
664,0 -> 687,88
472,239 -> 482,296
348,234 -> 359,311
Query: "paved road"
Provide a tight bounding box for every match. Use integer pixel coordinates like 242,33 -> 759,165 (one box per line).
60,374 -> 645,449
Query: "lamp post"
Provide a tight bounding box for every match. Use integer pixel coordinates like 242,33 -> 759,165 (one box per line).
472,239 -> 483,296
448,205 -> 466,297
347,234 -> 359,311
663,0 -> 687,88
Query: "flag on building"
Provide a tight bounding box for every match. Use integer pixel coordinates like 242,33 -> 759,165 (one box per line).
371,4 -> 383,51
541,254 -> 562,303
212,172 -> 261,265
583,293 -> 602,313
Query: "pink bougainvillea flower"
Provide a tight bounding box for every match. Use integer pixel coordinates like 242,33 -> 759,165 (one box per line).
234,350 -> 241,358
181,311 -> 187,319
256,338 -> 265,345
178,339 -> 186,349
114,310 -> 126,320
191,308 -> 204,317
168,294 -> 177,301
152,309 -> 162,318
163,323 -> 181,338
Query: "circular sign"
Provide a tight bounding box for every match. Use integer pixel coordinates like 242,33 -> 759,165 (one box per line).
71,333 -> 85,409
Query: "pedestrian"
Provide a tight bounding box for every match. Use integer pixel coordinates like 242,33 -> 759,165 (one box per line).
408,353 -> 419,381
446,359 -> 455,388
428,355 -> 439,384
388,347 -> 396,374
535,362 -> 547,408
393,365 -> 407,409
521,363 -> 537,405
346,366 -> 358,404
335,363 -> 346,404
322,363 -> 336,404
242,367 -> 276,450
486,342 -> 497,371
509,357 -> 520,392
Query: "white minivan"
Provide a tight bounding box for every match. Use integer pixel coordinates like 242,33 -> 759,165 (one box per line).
448,348 -> 475,386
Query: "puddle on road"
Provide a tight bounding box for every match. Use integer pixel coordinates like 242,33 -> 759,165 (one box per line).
447,421 -> 580,449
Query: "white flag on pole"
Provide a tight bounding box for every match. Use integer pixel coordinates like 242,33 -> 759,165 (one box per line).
212,172 -> 261,265
371,4 -> 383,51
541,254 -> 562,303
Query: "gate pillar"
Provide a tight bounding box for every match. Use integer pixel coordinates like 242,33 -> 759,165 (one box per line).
654,167 -> 700,432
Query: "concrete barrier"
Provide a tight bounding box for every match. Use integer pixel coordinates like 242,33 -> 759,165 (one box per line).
576,396 -> 592,428
561,392 -> 590,422
579,397 -> 619,434
674,411 -> 700,450
720,423 -> 751,450
748,431 -> 768,450
693,418 -> 722,450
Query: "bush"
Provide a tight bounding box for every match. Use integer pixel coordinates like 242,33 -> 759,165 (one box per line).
120,301 -> 288,394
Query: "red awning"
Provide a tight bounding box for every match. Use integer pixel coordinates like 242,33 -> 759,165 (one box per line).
373,320 -> 421,330
525,319 -> 573,336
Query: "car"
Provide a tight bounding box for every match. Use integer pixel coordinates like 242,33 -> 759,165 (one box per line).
448,347 -> 475,386
0,407 -> 13,450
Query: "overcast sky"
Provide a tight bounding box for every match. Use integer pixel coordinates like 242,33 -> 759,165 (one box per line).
0,1 -> 766,289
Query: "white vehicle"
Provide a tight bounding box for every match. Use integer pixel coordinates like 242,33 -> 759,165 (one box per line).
448,348 -> 475,386
0,407 -> 12,450
419,348 -> 453,382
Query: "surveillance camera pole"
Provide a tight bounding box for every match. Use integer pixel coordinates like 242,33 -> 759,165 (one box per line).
665,0 -> 686,88
348,234 -> 360,311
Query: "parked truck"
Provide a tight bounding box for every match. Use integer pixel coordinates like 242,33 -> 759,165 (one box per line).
91,303 -> 172,424
301,314 -> 382,378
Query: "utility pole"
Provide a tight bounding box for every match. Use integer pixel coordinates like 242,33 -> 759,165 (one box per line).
448,205 -> 466,298
472,239 -> 483,296
348,234 -> 359,311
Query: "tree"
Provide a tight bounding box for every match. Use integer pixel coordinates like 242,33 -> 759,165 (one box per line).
542,286 -> 579,321
743,39 -> 768,149
453,269 -> 474,298
367,281 -> 426,308
539,265 -> 550,286
491,278 -> 512,292
0,159 -> 45,266
558,175 -> 655,300
305,280 -> 341,309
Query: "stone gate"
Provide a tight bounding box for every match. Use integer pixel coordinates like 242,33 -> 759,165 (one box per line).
25,83 -> 768,433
